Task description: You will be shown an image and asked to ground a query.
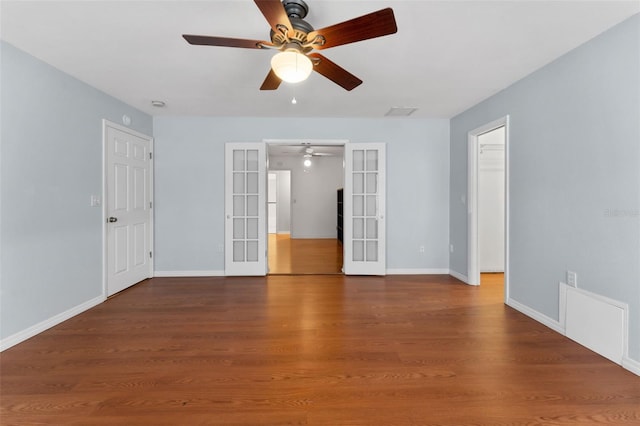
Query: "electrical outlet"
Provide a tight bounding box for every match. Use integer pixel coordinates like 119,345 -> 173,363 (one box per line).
567,270 -> 577,288
217,244 -> 224,253
419,245 -> 425,253
450,244 -> 454,253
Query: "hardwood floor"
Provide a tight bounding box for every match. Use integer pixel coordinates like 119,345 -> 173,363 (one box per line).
268,234 -> 343,275
481,272 -> 504,286
1,275 -> 639,425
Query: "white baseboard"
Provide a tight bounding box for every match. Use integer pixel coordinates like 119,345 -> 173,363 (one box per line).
158,269 -> 455,277
156,270 -> 469,278
622,356 -> 640,376
386,268 -> 450,275
154,270 -> 225,277
0,295 -> 105,352
449,269 -> 469,283
506,297 -> 564,334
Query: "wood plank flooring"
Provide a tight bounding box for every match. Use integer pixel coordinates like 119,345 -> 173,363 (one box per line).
268,234 -> 343,275
1,274 -> 639,425
480,272 -> 504,286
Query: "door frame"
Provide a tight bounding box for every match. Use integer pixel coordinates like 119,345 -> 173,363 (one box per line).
234,139 -> 387,276
264,139 -> 348,274
467,116 -> 509,302
102,119 -> 154,297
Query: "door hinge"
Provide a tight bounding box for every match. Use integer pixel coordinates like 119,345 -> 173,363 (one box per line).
150,201 -> 153,208
149,152 -> 153,160
149,251 -> 153,259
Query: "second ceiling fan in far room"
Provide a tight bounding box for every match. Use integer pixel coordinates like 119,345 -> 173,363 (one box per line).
182,0 -> 398,91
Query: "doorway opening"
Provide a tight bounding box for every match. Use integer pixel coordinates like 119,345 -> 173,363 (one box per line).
467,116 -> 509,302
267,141 -> 345,275
224,141 -> 386,276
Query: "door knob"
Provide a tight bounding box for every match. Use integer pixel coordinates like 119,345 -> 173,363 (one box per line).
108,217 -> 118,223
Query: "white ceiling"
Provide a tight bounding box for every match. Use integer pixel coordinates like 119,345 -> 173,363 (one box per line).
1,1 -> 638,119
268,143 -> 344,157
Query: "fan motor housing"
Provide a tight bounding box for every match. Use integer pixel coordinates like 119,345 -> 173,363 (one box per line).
270,0 -> 314,46
283,0 -> 309,19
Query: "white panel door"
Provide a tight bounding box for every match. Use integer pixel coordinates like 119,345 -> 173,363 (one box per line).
225,143 -> 267,276
105,122 -> 153,296
344,143 -> 386,275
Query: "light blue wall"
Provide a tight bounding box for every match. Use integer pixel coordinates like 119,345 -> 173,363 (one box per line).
153,117 -> 450,273
0,42 -> 152,340
449,15 -> 640,361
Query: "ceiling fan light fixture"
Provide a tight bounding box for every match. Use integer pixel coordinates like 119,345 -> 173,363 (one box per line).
303,153 -> 312,167
271,50 -> 313,83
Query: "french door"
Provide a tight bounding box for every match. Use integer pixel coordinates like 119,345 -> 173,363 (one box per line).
344,143 -> 386,275
225,143 -> 267,275
223,142 -> 384,276
104,121 -> 153,296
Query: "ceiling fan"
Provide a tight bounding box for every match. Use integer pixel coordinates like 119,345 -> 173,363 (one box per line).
301,147 -> 335,167
182,0 -> 397,91
303,147 -> 333,157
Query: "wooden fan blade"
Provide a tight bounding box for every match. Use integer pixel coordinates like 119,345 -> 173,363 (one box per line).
260,69 -> 282,90
308,8 -> 397,50
308,53 -> 362,91
254,0 -> 293,37
183,34 -> 271,49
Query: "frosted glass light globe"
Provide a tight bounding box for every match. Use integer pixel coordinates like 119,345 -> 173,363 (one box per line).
271,51 -> 313,83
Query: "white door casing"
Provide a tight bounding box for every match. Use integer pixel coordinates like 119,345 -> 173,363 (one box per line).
344,143 -> 386,275
225,143 -> 267,276
104,121 -> 153,296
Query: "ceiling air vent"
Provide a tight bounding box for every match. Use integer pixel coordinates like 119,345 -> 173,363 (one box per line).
385,107 -> 418,117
